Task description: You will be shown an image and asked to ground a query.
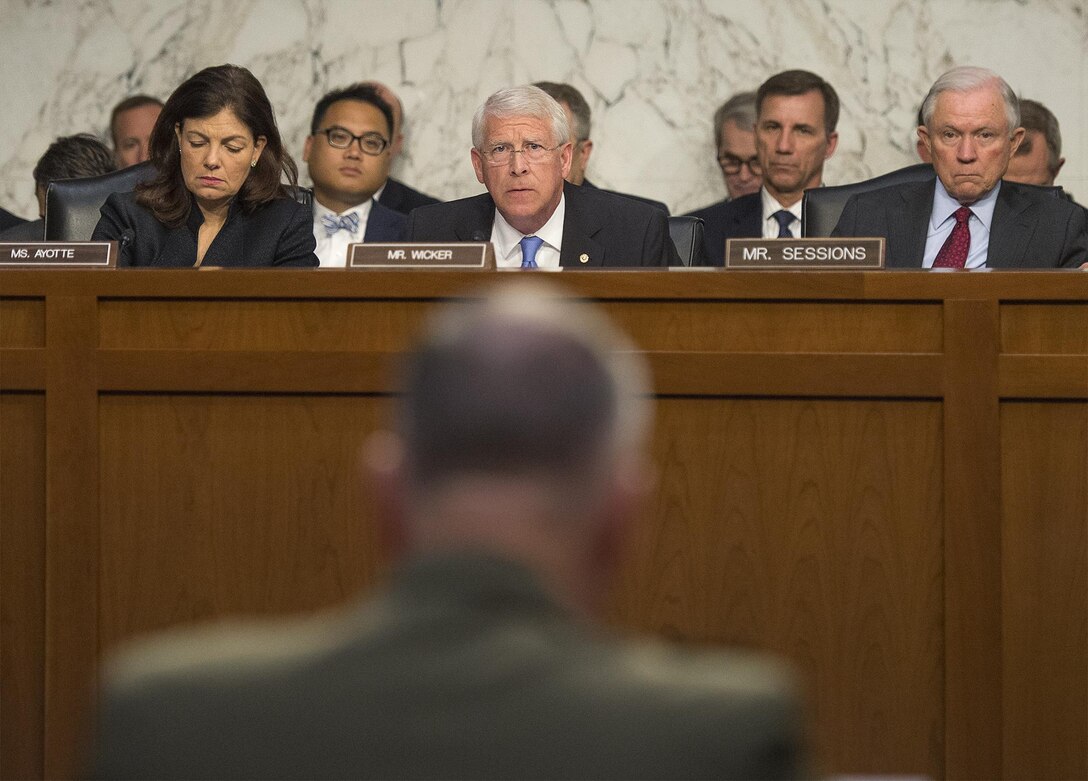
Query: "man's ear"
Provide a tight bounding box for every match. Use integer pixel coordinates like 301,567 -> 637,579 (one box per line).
559,142 -> 573,180
1009,126 -> 1026,156
471,147 -> 486,185
361,430 -> 409,559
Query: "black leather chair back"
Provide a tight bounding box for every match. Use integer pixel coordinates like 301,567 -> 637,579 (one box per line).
668,215 -> 705,267
45,162 -> 156,241
802,163 -> 935,238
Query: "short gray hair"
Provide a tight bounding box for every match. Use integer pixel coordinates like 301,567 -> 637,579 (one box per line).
713,91 -> 757,148
396,281 -> 652,508
921,66 -> 1019,135
471,86 -> 571,149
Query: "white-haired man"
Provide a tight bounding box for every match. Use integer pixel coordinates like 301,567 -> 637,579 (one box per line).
834,66 -> 1087,268
406,86 -> 678,267
93,281 -> 803,778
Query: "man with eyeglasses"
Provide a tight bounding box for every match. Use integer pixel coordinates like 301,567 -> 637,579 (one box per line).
533,81 -> 669,214
303,84 -> 406,266
687,71 -> 840,266
405,85 -> 678,268
712,92 -> 762,201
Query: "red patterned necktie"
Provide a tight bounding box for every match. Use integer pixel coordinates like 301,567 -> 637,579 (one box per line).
933,206 -> 972,269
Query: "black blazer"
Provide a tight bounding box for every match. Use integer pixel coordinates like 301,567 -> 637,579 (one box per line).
92,191 -> 318,268
404,181 -> 679,267
684,192 -> 762,266
832,179 -> 1088,269
581,179 -> 670,215
377,177 -> 441,215
362,199 -> 407,241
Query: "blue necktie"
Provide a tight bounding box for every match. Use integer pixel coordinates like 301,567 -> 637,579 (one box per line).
520,235 -> 544,269
322,212 -> 360,237
773,209 -> 796,238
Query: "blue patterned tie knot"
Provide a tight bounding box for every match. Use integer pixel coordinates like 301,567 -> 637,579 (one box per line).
322,211 -> 360,237
773,209 -> 796,238
519,235 -> 544,269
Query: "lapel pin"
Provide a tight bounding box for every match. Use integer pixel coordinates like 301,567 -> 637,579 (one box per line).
579,253 -> 589,264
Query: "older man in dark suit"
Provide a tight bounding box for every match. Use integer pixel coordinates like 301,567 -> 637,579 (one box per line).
833,66 -> 1087,268
406,86 -> 678,268
92,281 -> 803,779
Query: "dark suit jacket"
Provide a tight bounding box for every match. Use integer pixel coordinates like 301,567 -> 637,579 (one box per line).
92,191 -> 318,267
832,179 -> 1088,269
0,217 -> 43,241
0,207 -> 27,233
362,199 -> 407,241
377,177 -> 441,215
582,178 -> 670,215
93,554 -> 803,780
685,192 -> 762,266
405,181 -> 679,267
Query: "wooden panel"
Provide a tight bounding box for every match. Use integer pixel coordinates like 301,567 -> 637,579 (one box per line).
0,298 -> 45,347
608,398 -> 945,777
98,299 -> 433,350
1001,303 -> 1088,354
98,394 -> 392,649
942,299 -> 1003,779
603,301 -> 943,353
0,393 -> 46,781
1001,402 -> 1088,780
1000,356 -> 1088,399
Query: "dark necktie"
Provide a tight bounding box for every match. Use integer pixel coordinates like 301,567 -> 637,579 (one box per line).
520,235 -> 543,269
773,209 -> 796,238
933,206 -> 972,269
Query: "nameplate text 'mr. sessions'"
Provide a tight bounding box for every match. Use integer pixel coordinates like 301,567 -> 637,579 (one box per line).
347,243 -> 496,270
725,238 -> 885,270
0,242 -> 117,268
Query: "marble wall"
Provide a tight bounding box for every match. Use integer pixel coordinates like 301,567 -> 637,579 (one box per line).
2,0 -> 1085,219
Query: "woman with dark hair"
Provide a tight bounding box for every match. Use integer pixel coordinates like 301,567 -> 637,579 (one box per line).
93,64 -> 317,267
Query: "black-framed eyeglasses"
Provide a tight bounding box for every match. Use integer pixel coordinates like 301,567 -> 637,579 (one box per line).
315,126 -> 389,155
479,142 -> 562,166
717,154 -> 761,175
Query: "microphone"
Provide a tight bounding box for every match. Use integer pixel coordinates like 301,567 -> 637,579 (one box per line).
118,229 -> 135,266
470,230 -> 488,242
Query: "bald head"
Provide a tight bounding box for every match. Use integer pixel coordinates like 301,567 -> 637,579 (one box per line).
397,282 -> 651,501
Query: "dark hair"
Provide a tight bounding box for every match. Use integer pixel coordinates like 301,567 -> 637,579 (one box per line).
310,84 -> 395,139
109,95 -> 164,145
33,134 -> 116,190
136,64 -> 297,227
533,82 -> 592,141
756,70 -> 840,135
1017,98 -> 1062,170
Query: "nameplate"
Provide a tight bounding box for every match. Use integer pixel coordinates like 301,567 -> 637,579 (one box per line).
347,242 -> 496,270
0,241 -> 118,268
725,238 -> 885,269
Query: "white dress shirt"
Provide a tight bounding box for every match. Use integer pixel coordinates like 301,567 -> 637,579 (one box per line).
760,188 -> 803,239
313,200 -> 373,268
921,179 -> 1000,269
489,196 -> 566,269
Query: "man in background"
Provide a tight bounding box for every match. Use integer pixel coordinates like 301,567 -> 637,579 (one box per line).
1003,98 -> 1065,188
406,85 -> 677,268
358,80 -> 442,215
713,91 -> 762,200
109,95 -> 162,168
533,81 -> 669,213
304,84 -> 406,266
687,70 -> 839,265
92,280 -> 804,779
0,133 -> 115,241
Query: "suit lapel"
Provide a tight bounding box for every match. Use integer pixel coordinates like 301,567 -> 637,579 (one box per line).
987,183 -> 1031,268
559,183 -> 605,267
452,194 -> 497,242
738,194 -> 762,237
889,181 -> 933,267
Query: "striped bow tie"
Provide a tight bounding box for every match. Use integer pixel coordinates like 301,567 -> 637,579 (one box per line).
322,212 -> 360,237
